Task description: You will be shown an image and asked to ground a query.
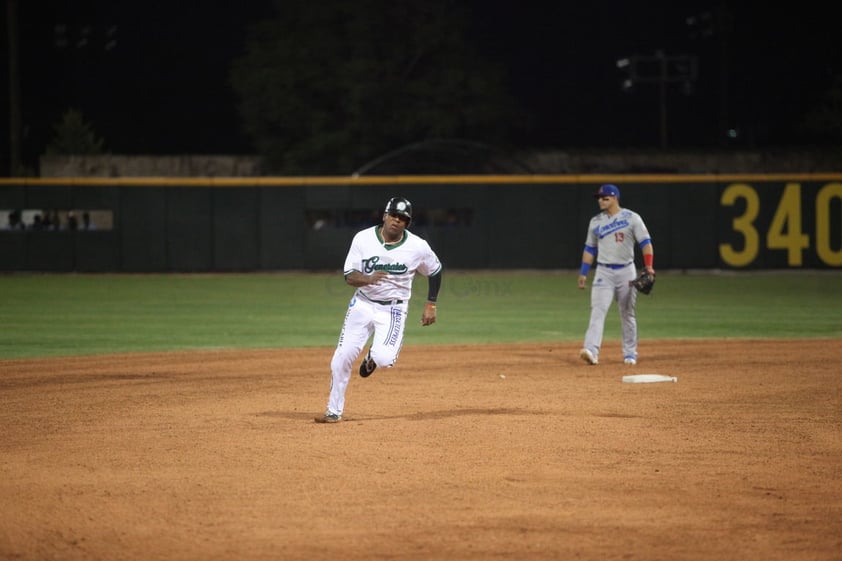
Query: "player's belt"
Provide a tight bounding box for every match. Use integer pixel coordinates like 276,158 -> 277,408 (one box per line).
356,290 -> 405,306
598,262 -> 633,269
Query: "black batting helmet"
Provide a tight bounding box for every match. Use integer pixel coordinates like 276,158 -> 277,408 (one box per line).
384,197 -> 412,224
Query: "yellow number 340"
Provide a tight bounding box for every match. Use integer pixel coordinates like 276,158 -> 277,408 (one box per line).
719,182 -> 842,267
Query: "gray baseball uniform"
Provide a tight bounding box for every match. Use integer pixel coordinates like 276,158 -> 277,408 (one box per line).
582,207 -> 652,362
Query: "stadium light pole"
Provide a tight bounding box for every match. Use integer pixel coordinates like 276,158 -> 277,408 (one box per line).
657,51 -> 668,148
617,51 -> 698,149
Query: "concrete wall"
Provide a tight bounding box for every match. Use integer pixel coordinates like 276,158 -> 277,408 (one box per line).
40,155 -> 263,178
521,148 -> 842,174
38,149 -> 842,178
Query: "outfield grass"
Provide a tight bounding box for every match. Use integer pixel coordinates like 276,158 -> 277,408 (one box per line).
1,271 -> 840,359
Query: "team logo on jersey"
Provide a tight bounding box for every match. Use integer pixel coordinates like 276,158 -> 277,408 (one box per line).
363,256 -> 408,274
597,218 -> 630,238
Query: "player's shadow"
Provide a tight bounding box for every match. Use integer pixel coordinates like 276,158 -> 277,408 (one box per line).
258,407 -> 544,423
353,407 -> 544,421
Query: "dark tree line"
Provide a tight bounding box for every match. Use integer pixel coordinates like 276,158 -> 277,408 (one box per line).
229,0 -> 525,174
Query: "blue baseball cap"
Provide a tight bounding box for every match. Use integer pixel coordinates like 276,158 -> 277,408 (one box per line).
594,184 -> 620,198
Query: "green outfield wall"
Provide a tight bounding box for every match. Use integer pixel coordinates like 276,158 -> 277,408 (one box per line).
1,174 -> 840,272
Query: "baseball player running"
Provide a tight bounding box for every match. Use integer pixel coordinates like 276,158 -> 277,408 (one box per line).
316,197 -> 443,423
577,184 -> 654,366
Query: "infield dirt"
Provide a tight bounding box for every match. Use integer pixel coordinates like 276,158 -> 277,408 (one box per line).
1,339 -> 840,561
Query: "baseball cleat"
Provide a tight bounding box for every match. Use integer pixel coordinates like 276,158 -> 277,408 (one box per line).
315,412 -> 342,423
359,351 -> 377,378
624,357 -> 637,366
579,348 -> 598,365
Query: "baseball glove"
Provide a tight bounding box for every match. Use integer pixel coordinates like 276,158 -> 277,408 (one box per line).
631,270 -> 656,295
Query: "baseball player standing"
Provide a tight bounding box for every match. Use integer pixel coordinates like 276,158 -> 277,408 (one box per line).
577,184 -> 654,366
316,197 -> 443,423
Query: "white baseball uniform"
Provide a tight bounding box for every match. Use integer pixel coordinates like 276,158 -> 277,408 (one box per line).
326,225 -> 442,417
582,208 -> 652,362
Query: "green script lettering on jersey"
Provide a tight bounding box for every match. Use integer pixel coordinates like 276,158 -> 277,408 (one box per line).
363,256 -> 409,274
